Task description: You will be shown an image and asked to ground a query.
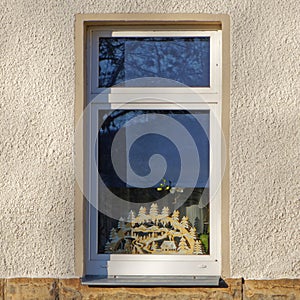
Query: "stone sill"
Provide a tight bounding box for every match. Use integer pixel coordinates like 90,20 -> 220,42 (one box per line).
1,278 -> 300,299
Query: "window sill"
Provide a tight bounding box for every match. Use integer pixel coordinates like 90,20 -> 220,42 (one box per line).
81,275 -> 220,286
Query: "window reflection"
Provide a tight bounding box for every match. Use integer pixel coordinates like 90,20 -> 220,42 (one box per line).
98,37 -> 210,87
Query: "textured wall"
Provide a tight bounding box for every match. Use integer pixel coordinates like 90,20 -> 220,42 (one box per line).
0,0 -> 299,278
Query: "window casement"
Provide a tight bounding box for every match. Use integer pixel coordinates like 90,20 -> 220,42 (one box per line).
79,19 -> 228,286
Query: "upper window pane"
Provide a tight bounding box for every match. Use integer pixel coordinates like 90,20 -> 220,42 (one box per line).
98,37 -> 210,88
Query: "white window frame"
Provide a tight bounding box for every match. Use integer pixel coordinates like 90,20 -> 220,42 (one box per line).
87,28 -> 221,103
85,27 -> 223,282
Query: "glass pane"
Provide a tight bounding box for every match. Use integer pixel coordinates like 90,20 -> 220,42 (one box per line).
97,110 -> 210,255
98,37 -> 210,87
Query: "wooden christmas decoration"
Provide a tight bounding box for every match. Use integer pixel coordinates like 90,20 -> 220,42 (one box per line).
104,205 -> 206,255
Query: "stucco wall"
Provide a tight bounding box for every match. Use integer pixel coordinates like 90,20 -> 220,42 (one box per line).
0,0 -> 299,279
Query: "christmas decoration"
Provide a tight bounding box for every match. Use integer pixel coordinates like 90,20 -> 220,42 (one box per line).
104,203 -> 206,255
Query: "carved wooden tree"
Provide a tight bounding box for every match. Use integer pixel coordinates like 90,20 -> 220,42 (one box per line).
160,206 -> 170,226
104,241 -> 112,253
193,240 -> 204,255
172,210 -> 180,221
181,216 -> 189,228
149,203 -> 159,222
189,227 -> 197,239
178,237 -> 189,253
127,210 -> 136,225
118,217 -> 125,229
138,206 -> 147,218
161,206 -> 170,218
109,228 -> 117,240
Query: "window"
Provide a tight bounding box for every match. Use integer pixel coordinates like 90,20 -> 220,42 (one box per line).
77,17 -> 229,286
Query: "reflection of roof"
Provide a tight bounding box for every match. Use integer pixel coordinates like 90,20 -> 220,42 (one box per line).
161,241 -> 176,250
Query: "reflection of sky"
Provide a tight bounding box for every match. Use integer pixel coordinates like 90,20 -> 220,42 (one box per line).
99,37 -> 210,87
99,110 -> 209,188
129,134 -> 181,185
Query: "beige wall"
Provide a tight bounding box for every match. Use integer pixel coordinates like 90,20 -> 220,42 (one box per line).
0,0 -> 299,279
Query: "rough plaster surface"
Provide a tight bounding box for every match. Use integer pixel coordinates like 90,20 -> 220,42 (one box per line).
0,0 -> 299,278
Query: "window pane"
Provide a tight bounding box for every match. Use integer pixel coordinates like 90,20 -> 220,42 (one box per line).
97,110 -> 210,255
98,37 -> 210,87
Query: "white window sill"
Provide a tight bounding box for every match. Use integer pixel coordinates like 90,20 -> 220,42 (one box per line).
81,275 -> 220,286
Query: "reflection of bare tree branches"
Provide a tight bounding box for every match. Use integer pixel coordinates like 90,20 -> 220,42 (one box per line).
99,39 -> 125,87
98,37 -> 210,88
107,54 -> 124,87
100,110 -> 130,133
153,41 -> 162,75
126,60 -> 158,77
100,109 -> 190,133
